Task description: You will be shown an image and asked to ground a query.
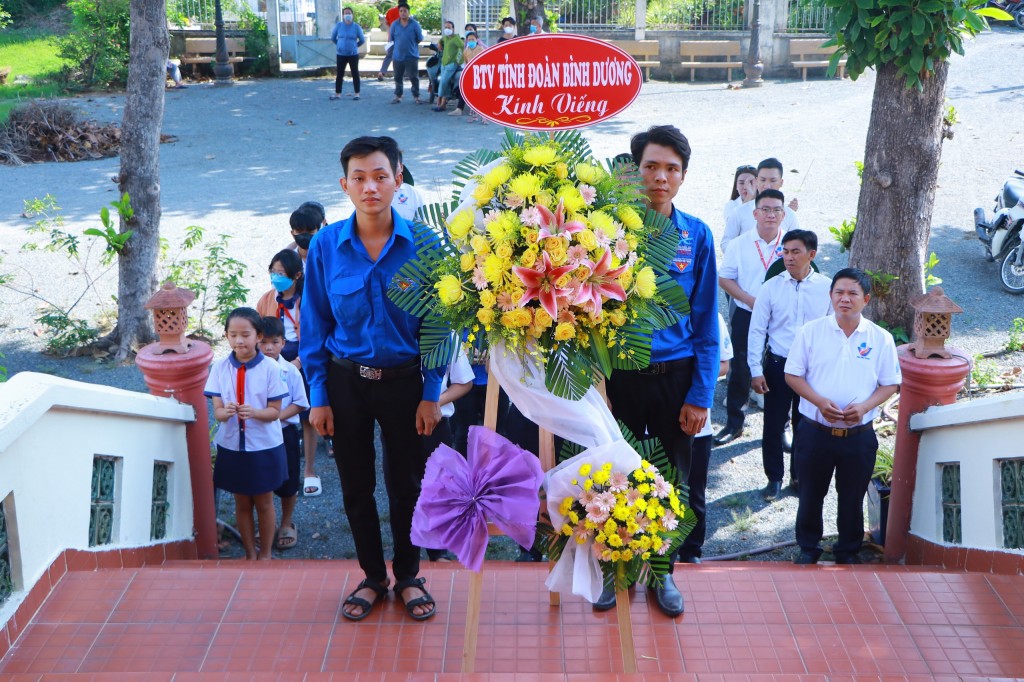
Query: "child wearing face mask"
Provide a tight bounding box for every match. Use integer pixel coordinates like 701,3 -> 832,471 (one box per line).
497,16 -> 516,42
330,7 -> 366,100
288,203 -> 325,269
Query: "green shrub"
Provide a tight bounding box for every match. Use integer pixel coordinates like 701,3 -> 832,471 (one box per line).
237,7 -> 270,75
0,2 -> 11,29
347,2 -> 379,30
57,0 -> 130,88
407,0 -> 441,31
3,0 -> 63,22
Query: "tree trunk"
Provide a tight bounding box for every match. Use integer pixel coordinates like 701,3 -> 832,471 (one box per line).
109,0 -> 168,361
849,60 -> 949,335
513,0 -> 547,34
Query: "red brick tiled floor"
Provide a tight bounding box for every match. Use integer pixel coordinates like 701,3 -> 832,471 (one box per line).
2,560 -> 1024,679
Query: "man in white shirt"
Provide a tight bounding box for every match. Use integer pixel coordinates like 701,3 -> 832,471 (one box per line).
748,229 -> 832,500
785,268 -> 901,564
721,158 -> 800,253
715,189 -> 787,446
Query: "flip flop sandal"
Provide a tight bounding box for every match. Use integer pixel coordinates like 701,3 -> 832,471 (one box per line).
303,476 -> 322,497
394,577 -> 436,621
274,523 -> 298,551
342,579 -> 389,621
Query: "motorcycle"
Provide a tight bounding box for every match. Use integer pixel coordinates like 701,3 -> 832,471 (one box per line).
975,169 -> 1024,294
984,0 -> 1024,29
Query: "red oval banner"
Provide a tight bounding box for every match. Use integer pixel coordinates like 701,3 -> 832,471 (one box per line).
458,34 -> 643,131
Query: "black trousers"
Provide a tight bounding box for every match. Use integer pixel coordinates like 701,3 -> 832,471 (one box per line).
794,420 -> 877,558
326,361 -> 424,583
725,307 -> 753,428
393,58 -> 420,98
335,54 -> 360,94
679,434 -> 711,560
762,352 -> 800,483
606,359 -> 696,572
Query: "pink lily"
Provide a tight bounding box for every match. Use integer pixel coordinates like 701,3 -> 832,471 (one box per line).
513,251 -> 576,320
574,249 -> 627,319
537,199 -> 586,240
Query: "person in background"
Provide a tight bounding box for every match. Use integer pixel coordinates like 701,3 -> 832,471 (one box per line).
724,165 -> 756,230
330,7 -> 365,101
289,204 -> 324,269
432,20 -> 464,112
166,60 -> 187,89
464,22 -> 482,44
450,31 -> 486,119
389,2 -> 424,105
496,16 -> 517,42
678,313 -> 731,564
390,152 -> 425,222
748,229 -> 832,500
259,316 -> 310,551
376,5 -> 400,80
527,15 -> 545,34
721,157 -> 800,252
785,268 -> 901,565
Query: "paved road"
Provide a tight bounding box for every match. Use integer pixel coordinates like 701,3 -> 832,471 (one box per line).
1,26 -> 1021,560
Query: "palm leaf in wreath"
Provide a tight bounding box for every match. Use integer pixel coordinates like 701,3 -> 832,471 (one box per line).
416,200 -> 457,235
552,129 -> 593,160
388,223 -> 453,318
609,323 -> 653,371
419,320 -> 457,371
499,127 -> 525,153
641,209 -> 681,273
451,149 -> 502,203
545,339 -> 596,401
657,275 -> 691,318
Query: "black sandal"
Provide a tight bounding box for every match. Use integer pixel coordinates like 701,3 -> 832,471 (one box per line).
394,577 -> 436,621
342,578 -> 388,621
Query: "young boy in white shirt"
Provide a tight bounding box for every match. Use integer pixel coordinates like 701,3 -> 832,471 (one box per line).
784,268 -> 901,564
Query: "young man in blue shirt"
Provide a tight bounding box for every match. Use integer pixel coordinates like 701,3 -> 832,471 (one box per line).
600,125 -> 720,617
300,136 -> 443,621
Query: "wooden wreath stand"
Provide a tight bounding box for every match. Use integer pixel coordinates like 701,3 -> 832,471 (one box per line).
461,362 -> 637,674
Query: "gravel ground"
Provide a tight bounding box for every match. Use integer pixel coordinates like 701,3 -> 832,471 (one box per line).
2,27 -> 1023,566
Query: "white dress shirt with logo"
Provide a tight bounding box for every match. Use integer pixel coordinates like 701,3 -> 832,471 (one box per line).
747,269 -> 833,378
719,227 -> 786,312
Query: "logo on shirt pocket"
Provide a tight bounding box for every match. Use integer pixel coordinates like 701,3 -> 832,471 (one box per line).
856,342 -> 872,359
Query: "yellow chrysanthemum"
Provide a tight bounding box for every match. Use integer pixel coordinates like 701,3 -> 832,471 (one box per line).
588,210 -> 618,239
556,186 -> 585,214
612,505 -> 630,521
523,145 -> 559,167
447,209 -> 476,240
603,519 -> 617,535
602,463 -> 613,471
560,496 -> 574,514
633,469 -> 647,482
576,534 -> 588,544
607,534 -> 623,548
592,469 -> 610,485
621,549 -> 634,562
568,510 -> 579,524
435,275 -> 464,305
482,163 -> 513,189
583,478 -> 594,491
479,290 -> 496,308
483,254 -> 506,285
617,205 -> 644,231
476,308 -> 495,325
579,463 -> 593,476
509,172 -> 542,199
472,183 -> 494,206
635,266 -> 657,298
610,550 -> 621,561
641,551 -> 651,560
574,162 -> 604,185
637,483 -> 650,495
554,322 -> 575,342
470,235 -> 490,255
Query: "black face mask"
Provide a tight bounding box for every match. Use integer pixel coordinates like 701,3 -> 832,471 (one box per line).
294,232 -> 314,249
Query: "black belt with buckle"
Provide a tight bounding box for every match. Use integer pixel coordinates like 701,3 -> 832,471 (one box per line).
806,420 -> 874,438
635,357 -> 694,375
331,355 -> 420,381
766,351 -> 787,364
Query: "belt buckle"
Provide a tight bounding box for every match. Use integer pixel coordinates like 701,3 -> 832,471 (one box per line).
359,365 -> 383,380
830,427 -> 848,438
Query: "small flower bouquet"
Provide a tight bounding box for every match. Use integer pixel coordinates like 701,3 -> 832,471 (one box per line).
389,129 -> 691,400
543,435 -> 695,596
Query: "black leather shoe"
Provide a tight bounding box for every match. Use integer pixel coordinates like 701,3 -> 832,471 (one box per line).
593,584 -> 616,611
763,481 -> 783,500
712,424 -> 743,446
650,575 -> 684,617
794,551 -> 820,565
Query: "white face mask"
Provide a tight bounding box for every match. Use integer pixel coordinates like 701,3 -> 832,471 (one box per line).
443,27 -> 453,36
343,13 -> 353,22
503,25 -> 514,34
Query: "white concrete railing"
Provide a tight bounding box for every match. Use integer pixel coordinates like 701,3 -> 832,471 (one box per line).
0,372 -> 196,623
909,391 -> 1024,553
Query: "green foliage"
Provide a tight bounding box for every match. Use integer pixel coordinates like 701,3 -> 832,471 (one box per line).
347,2 -> 379,30
865,269 -> 898,298
407,0 -> 441,31
877,320 -> 910,344
0,27 -> 67,117
237,7 -> 270,75
824,0 -> 994,90
828,217 -> 857,253
0,2 -> 10,29
924,251 -> 942,287
0,350 -> 8,382
873,442 -> 894,487
971,354 -> 999,389
36,308 -> 98,355
854,160 -> 864,179
2,0 -> 63,21
160,225 -> 250,336
1007,317 -> 1024,353
57,0 -> 130,88
730,507 -> 754,532
84,193 -> 134,265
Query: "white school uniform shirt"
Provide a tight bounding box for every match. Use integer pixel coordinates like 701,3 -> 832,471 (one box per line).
204,352 -> 288,451
722,196 -> 751,228
697,314 -> 733,439
747,269 -> 833,378
719,227 -> 785,312
784,315 -> 901,428
392,183 -> 425,223
438,347 -> 475,419
721,203 -> 799,253
275,355 -> 310,426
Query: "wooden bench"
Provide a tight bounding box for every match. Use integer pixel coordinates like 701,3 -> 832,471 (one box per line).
180,37 -> 246,73
607,40 -> 660,81
789,38 -> 846,80
678,40 -> 743,82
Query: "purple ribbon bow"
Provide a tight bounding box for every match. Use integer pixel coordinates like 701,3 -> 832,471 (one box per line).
411,426 -> 545,572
